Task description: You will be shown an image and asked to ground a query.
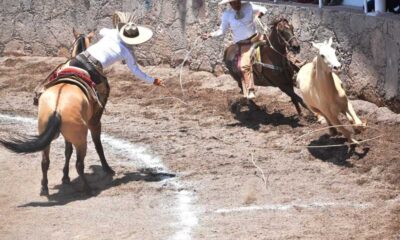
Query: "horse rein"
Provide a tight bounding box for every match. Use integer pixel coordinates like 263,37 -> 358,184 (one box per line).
254,17 -> 288,58
254,18 -> 298,73
69,34 -> 87,57
276,31 -> 298,49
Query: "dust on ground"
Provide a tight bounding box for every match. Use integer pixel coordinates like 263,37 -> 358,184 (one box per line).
0,57 -> 399,239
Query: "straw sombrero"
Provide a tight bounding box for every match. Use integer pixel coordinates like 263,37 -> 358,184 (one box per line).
113,11 -> 153,45
118,23 -> 153,45
218,0 -> 241,5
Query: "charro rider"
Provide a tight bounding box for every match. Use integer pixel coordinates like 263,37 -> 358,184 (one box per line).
202,0 -> 267,99
35,11 -> 164,124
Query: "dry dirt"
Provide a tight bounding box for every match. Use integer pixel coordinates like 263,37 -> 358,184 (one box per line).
0,56 -> 399,240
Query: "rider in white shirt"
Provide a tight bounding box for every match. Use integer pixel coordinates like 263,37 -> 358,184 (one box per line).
85,27 -> 156,84
69,12 -> 164,123
203,0 -> 267,99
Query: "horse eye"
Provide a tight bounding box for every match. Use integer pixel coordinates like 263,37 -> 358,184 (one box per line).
321,54 -> 325,59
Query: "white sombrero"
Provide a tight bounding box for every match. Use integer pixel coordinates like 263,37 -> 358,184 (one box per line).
218,0 -> 241,5
118,22 -> 153,45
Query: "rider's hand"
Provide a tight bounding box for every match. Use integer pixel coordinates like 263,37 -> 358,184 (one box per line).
153,78 -> 165,86
256,12 -> 264,18
201,32 -> 211,40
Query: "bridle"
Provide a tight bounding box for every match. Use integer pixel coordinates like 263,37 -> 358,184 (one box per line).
274,20 -> 299,51
276,30 -> 297,49
254,18 -> 298,73
70,34 -> 87,57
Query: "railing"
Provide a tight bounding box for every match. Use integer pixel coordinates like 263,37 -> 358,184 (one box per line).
251,0 -> 398,15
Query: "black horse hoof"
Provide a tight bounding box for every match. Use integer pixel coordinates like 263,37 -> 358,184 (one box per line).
103,166 -> 115,176
329,128 -> 339,136
40,187 -> 49,196
62,176 -> 71,184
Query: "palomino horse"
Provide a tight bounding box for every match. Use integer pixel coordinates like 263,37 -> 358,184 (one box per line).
0,29 -> 114,196
224,17 -> 308,116
296,37 -> 366,144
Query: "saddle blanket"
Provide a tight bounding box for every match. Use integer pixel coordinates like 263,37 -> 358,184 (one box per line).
49,66 -> 96,88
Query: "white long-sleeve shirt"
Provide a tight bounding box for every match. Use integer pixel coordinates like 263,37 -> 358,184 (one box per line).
87,28 -> 154,84
210,2 -> 267,43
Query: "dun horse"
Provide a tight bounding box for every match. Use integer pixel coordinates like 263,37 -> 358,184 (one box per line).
296,37 -> 366,144
225,17 -> 308,116
0,29 -> 114,196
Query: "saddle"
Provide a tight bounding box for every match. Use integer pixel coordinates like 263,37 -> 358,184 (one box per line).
34,63 -> 102,108
224,38 -> 264,76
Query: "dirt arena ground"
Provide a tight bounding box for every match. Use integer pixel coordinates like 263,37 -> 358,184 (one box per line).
0,57 -> 399,240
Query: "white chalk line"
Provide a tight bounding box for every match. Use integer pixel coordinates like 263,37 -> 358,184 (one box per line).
100,135 -> 198,240
0,113 -> 198,240
215,201 -> 373,214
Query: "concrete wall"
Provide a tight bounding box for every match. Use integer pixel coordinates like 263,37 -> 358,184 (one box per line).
1,0 -> 399,112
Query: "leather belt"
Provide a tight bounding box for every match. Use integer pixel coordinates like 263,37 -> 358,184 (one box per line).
75,52 -> 105,84
236,33 -> 260,45
80,51 -> 103,70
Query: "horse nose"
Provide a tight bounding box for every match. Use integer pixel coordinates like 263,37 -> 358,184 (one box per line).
333,64 -> 341,71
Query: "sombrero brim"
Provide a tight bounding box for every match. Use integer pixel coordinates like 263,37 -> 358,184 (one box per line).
218,0 -> 239,5
119,25 -> 153,45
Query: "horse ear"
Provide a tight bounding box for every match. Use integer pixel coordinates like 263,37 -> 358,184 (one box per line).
87,31 -> 95,39
328,37 -> 333,46
311,41 -> 320,50
73,27 -> 79,38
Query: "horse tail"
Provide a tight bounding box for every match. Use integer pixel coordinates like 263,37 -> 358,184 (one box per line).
0,112 -> 61,154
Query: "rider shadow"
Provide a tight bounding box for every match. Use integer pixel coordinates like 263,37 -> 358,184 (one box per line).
229,99 -> 302,130
307,134 -> 370,167
18,165 -> 175,208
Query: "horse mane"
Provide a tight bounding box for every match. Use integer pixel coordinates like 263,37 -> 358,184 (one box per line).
269,16 -> 288,28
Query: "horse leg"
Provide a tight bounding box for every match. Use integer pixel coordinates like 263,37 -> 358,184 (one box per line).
326,113 -> 358,144
280,86 -> 308,116
62,140 -> 73,184
89,122 -> 114,175
74,143 -> 92,194
306,105 -> 325,124
40,146 -> 50,196
344,101 -> 365,134
313,109 -> 338,136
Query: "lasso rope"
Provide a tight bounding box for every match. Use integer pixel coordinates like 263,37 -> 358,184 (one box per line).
178,35 -> 203,97
274,124 -> 384,150
146,35 -> 203,105
250,153 -> 269,189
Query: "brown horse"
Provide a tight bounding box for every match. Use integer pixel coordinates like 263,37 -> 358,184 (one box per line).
0,29 -> 114,196
224,17 -> 308,116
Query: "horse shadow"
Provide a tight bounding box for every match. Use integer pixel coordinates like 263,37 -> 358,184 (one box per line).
307,134 -> 370,167
229,99 -> 302,130
18,165 -> 175,208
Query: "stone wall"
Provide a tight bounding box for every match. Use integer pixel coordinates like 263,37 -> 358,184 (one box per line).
1,0 -> 399,112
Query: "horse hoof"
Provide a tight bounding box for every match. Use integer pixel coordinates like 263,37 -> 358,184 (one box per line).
40,187 -> 49,196
247,91 -> 256,100
62,177 -> 71,184
351,138 -> 360,145
104,167 -> 115,176
329,128 -> 338,136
